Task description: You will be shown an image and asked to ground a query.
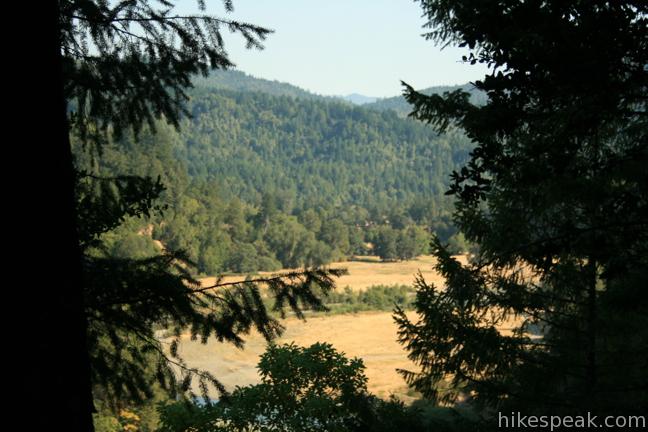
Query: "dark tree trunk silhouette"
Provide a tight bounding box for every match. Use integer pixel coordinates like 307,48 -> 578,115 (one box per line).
18,2 -> 95,431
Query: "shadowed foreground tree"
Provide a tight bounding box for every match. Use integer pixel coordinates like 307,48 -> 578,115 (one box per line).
44,1 -> 344,431
395,0 -> 647,419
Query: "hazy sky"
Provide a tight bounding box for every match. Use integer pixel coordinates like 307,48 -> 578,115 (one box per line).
183,0 -> 489,98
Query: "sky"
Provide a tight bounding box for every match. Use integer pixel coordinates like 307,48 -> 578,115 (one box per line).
180,0 -> 489,98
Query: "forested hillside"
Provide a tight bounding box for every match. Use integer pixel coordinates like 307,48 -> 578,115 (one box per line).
74,72 -> 474,275
192,69 -> 338,102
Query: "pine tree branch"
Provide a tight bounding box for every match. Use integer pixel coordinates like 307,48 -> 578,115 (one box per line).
67,12 -> 267,33
92,268 -> 344,308
190,270 -> 340,295
104,316 -> 228,396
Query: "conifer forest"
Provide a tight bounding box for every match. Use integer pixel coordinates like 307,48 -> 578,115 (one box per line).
26,1 -> 648,431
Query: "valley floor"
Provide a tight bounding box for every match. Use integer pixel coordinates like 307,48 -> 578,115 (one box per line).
173,310 -> 419,401
175,254 -> 476,401
200,254 -> 467,292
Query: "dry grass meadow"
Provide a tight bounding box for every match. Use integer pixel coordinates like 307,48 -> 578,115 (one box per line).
172,311 -> 420,400
200,254 -> 468,292
174,254 -> 475,400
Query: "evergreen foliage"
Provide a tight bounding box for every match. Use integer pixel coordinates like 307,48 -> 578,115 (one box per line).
62,0 -> 270,144
395,0 -> 648,417
60,0 -> 347,422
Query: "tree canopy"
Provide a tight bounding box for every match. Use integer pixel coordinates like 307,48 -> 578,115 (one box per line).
158,343 -> 432,432
395,0 -> 647,416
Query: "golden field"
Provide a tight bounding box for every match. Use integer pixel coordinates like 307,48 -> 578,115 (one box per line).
174,254 -> 486,400
172,311 -> 420,400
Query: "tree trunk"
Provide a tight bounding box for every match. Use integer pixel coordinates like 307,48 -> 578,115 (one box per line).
16,2 -> 95,431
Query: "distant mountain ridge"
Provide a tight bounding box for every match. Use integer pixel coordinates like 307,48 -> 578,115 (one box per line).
365,84 -> 487,116
192,70 -> 484,115
192,69 -> 338,102
341,93 -> 378,105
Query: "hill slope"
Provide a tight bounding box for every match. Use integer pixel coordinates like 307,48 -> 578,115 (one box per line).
77,74 -> 474,275
181,86 -> 472,207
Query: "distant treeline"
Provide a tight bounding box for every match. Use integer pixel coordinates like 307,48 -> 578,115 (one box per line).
323,284 -> 416,314
256,284 -> 416,317
74,84 -> 474,275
